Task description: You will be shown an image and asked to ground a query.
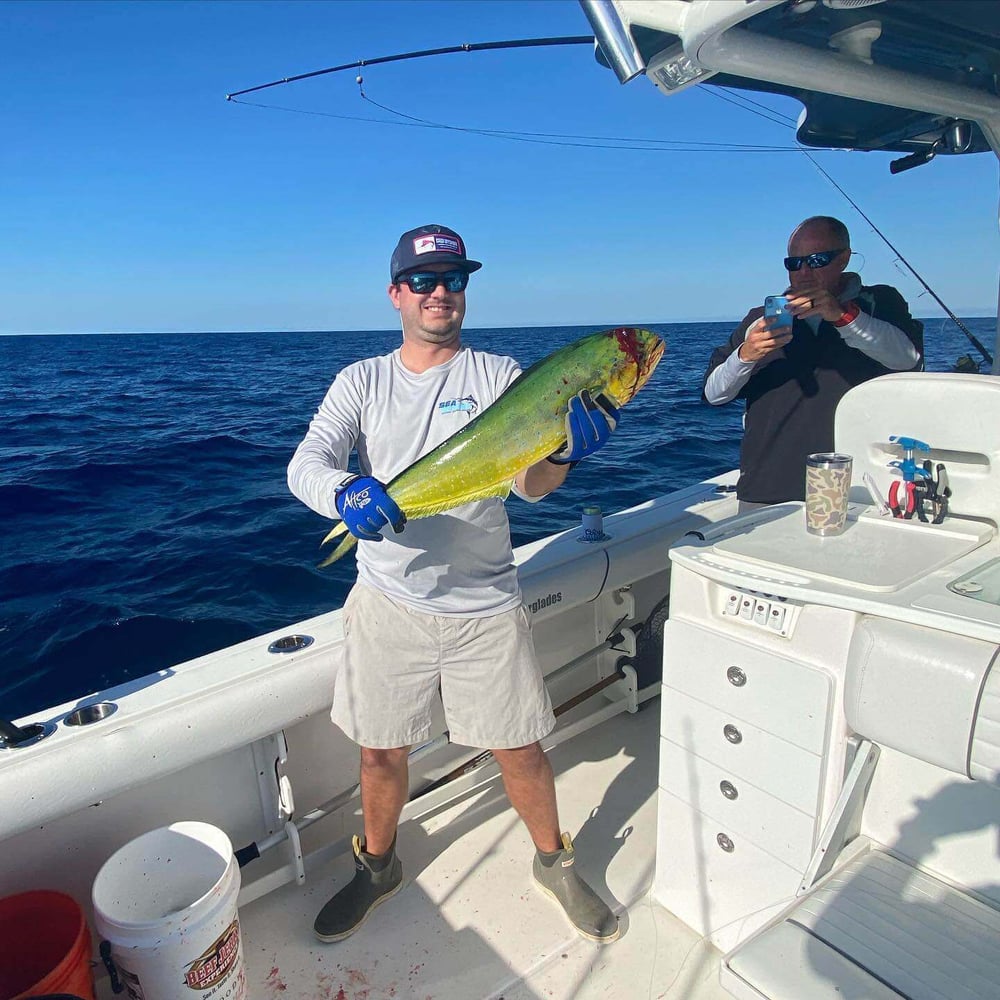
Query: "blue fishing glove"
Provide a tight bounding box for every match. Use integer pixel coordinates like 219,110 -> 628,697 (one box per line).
548,390 -> 621,465
334,475 -> 405,542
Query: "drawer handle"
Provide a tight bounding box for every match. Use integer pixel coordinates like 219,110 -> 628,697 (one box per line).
720,780 -> 738,800
723,724 -> 743,744
717,833 -> 735,853
727,666 -> 747,687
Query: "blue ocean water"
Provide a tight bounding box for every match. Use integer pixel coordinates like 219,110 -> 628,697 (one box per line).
1,318 -> 991,719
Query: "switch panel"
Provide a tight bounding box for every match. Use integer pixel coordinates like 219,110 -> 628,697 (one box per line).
768,604 -> 786,632
719,588 -> 796,637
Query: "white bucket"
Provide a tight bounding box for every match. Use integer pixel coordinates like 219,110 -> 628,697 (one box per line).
92,821 -> 247,1000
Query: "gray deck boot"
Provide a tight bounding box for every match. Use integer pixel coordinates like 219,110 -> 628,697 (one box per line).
533,832 -> 620,943
314,834 -> 403,942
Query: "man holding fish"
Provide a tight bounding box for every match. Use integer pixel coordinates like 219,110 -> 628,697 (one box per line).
287,224 -> 663,945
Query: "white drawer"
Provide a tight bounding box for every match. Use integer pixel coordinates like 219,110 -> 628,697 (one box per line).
660,687 -> 823,815
663,619 -> 831,752
653,788 -> 804,953
658,737 -> 818,869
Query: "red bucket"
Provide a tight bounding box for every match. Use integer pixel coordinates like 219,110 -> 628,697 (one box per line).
0,891 -> 95,1000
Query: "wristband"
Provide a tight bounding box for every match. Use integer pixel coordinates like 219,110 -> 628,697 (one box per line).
833,302 -> 860,328
546,455 -> 580,469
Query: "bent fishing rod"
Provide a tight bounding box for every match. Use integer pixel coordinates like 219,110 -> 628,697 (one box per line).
226,36 -> 595,101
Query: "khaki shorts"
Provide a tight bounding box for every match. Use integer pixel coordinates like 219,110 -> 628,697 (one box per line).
332,582 -> 555,750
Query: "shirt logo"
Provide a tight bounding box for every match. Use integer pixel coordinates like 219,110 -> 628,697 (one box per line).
414,234 -> 462,256
438,395 -> 479,417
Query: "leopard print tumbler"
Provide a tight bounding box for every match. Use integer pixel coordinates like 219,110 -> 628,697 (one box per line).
805,453 -> 852,536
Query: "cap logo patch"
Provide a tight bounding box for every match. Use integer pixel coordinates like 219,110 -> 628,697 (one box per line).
414,234 -> 462,256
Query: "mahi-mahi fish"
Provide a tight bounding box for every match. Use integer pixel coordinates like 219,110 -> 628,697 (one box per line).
319,326 -> 665,565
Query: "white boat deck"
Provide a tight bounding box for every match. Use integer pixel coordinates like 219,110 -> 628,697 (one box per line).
223,700 -> 726,1000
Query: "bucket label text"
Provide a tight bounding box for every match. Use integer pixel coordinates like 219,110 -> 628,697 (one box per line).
184,918 -> 244,993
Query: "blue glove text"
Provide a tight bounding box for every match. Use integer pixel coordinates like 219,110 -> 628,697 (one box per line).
334,475 -> 406,542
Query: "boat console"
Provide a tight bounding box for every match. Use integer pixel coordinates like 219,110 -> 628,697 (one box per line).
656,373 -> 1000,999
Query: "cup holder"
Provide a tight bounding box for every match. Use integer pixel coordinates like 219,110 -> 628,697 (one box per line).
64,702 -> 118,727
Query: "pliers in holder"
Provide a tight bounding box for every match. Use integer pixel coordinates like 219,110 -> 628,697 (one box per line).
888,479 -> 918,519
888,447 -> 932,520
916,461 -> 951,524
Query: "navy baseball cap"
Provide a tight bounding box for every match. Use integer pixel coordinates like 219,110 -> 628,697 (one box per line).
390,224 -> 482,282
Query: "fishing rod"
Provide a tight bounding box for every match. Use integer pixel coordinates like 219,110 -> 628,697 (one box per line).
229,33 -> 986,360
0,718 -> 46,749
803,153 -> 994,369
226,36 -> 594,100
233,598 -> 668,870
410,596 -> 669,802
234,627 -> 632,867
231,29 -> 987,362
409,667 -> 630,803
706,87 -> 993,369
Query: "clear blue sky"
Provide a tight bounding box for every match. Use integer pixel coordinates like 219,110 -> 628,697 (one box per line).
2,0 -> 997,334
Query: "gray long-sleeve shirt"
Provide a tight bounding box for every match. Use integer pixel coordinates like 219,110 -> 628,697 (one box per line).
288,346 -> 529,617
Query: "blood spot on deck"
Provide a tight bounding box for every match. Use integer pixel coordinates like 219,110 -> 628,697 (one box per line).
265,965 -> 288,994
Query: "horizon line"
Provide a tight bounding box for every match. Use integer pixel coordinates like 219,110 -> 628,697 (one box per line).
2,314 -> 995,338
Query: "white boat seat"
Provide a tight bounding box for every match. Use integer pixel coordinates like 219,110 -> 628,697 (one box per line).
721,850 -> 1000,1000
836,372 -> 1000,527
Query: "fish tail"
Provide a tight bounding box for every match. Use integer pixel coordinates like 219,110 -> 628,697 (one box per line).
317,532 -> 357,568
322,520 -> 350,546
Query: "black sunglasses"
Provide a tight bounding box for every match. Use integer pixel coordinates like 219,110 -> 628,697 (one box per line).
784,248 -> 848,271
397,270 -> 469,294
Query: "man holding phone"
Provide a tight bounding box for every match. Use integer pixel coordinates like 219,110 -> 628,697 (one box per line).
702,215 -> 923,507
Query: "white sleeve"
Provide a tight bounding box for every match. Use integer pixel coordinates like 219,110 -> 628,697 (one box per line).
837,311 -> 920,370
286,371 -> 362,520
705,347 -> 756,405
511,479 -> 546,504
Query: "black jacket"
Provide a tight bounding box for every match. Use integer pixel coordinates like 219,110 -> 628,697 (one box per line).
703,284 -> 923,504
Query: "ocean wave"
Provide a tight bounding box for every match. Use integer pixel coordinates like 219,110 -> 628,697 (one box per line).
0,481 -> 68,517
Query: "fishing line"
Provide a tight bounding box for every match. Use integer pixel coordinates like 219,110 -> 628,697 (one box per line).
228,95 -> 801,152
228,32 -> 981,355
803,152 -> 993,367
226,34 -> 802,152
644,890 -> 801,999
703,84 -> 800,129
704,86 -> 988,365
355,78 -> 801,151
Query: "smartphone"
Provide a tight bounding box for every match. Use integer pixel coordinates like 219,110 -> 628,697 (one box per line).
764,294 -> 794,330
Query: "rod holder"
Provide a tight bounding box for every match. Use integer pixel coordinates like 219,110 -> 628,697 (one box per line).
0,718 -> 49,749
